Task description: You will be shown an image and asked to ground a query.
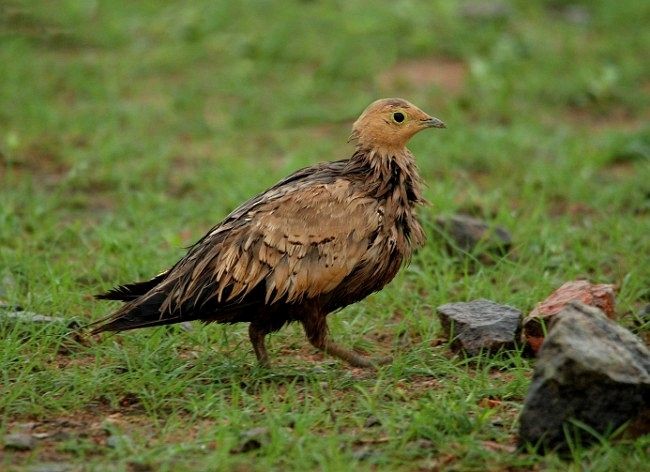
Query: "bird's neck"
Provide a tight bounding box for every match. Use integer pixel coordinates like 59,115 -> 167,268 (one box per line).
347,146 -> 426,250
348,146 -> 425,206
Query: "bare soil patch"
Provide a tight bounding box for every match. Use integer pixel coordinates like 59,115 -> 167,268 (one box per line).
379,57 -> 467,94
561,106 -> 648,132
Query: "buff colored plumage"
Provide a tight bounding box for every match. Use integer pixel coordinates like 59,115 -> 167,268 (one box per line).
92,98 -> 445,368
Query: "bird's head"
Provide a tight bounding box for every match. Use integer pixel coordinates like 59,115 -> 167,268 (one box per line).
349,98 -> 445,151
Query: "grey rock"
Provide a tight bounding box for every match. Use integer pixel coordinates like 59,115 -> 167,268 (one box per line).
560,5 -> 591,25
127,462 -> 154,472
3,432 -> 36,450
106,434 -> 133,449
435,214 -> 512,256
0,307 -> 79,329
460,1 -> 512,21
519,302 -> 650,448
351,446 -> 373,461
0,270 -> 17,297
231,427 -> 270,454
28,463 -> 74,472
640,303 -> 650,320
364,416 -> 381,428
406,438 -> 434,451
436,299 -> 522,355
15,421 -> 39,432
179,321 -> 194,332
164,321 -> 194,334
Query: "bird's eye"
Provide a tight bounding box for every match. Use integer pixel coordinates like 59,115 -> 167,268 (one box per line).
392,112 -> 405,123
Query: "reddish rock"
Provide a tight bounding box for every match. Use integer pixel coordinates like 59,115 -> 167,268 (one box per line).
522,280 -> 616,354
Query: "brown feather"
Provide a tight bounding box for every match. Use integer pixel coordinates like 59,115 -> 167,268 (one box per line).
91,98 -> 444,368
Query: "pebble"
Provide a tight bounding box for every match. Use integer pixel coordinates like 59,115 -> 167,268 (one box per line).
437,299 -> 522,355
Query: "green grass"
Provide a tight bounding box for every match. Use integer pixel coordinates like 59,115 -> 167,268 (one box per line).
1,0 -> 649,470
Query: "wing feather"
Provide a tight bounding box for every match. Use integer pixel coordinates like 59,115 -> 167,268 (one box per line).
162,179 -> 381,314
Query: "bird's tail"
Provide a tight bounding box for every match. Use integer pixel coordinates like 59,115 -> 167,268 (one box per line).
95,272 -> 169,302
89,291 -> 187,334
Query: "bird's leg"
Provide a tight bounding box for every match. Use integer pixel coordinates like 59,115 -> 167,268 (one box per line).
248,323 -> 270,367
302,316 -> 392,368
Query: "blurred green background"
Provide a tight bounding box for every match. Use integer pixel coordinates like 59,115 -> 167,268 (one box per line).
1,0 -> 649,470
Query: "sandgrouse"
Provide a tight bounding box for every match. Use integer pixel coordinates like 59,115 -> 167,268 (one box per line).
92,98 -> 445,368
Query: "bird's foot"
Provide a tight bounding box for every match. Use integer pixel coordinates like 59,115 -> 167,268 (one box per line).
249,324 -> 271,368
302,319 -> 391,369
372,355 -> 393,366
354,355 -> 392,368
325,342 -> 392,369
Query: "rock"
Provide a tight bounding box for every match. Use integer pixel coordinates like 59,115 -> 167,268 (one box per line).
351,446 -> 373,460
106,434 -> 133,449
127,462 -> 154,472
640,303 -> 650,320
522,280 -> 616,354
434,214 -> 512,257
519,302 -> 650,449
0,305 -> 80,329
164,321 -> 194,334
230,427 -> 270,454
436,299 -> 522,355
14,421 -> 39,432
460,1 -> 512,21
480,440 -> 516,453
27,463 -> 74,472
0,299 -> 17,309
406,438 -> 434,451
0,303 -> 85,351
0,270 -> 17,297
364,416 -> 381,428
3,432 -> 36,450
179,321 -> 193,331
559,5 -> 591,25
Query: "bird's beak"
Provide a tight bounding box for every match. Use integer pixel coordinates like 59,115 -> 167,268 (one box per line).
420,116 -> 446,129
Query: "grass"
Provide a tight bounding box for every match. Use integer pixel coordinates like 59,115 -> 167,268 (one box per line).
1,0 -> 649,470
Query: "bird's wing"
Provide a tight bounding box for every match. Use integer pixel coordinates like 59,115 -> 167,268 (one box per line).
160,178 -> 382,313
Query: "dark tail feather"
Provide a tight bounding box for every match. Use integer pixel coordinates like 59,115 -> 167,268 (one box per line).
95,272 -> 169,301
89,292 -> 186,334
90,283 -> 264,335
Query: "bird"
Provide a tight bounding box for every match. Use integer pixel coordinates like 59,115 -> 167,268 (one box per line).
91,98 -> 445,368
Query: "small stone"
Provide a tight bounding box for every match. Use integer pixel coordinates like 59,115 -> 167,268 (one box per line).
364,416 -> 381,428
0,305 -> 83,351
165,321 -> 194,334
480,440 -> 516,453
407,438 -> 434,450
460,1 -> 512,21
3,433 -> 36,450
230,427 -> 270,454
0,270 -> 17,297
522,280 -> 615,354
436,299 -> 522,355
560,5 -> 591,25
28,463 -> 74,472
435,214 -> 512,257
106,434 -> 132,449
640,304 -> 650,320
179,321 -> 193,332
351,446 -> 373,460
519,302 -> 650,449
0,307 -> 79,329
15,422 -> 38,432
127,462 -> 154,472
